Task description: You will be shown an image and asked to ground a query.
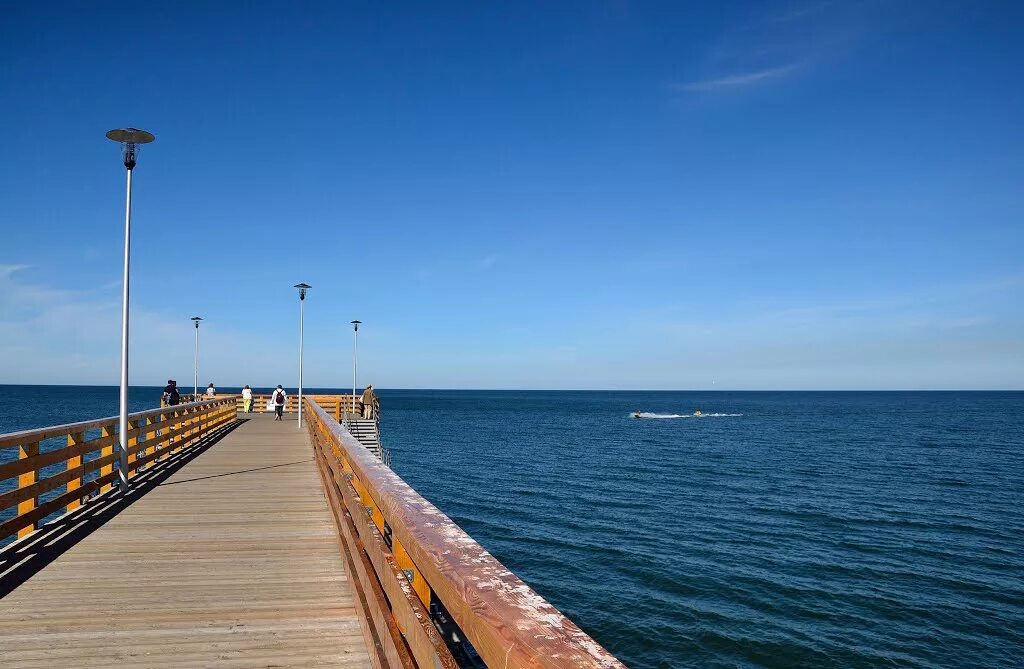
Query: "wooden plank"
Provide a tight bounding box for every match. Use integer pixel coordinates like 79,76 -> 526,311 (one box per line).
0,414 -> 371,667
100,425 -> 115,494
336,462 -> 457,668
65,432 -> 85,512
314,443 -> 415,669
16,441 -> 40,539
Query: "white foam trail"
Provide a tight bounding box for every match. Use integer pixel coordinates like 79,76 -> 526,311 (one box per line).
634,412 -> 689,419
631,412 -> 743,419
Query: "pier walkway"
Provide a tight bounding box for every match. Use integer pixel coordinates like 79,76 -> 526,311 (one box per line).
0,413 -> 370,667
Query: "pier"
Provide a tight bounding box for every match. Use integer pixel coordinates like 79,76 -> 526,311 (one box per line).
0,396 -> 624,668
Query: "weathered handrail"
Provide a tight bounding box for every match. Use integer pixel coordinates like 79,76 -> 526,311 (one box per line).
0,397 -> 237,545
304,398 -> 624,669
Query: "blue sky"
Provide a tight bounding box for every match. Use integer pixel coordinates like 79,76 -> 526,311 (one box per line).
1,1 -> 1021,389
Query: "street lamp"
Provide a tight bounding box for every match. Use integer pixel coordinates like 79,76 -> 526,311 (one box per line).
351,320 -> 361,419
106,127 -> 155,495
191,316 -> 203,401
294,283 -> 311,428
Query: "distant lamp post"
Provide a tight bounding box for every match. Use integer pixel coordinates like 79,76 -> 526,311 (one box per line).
351,320 -> 361,419
294,283 -> 311,428
106,127 -> 155,495
191,316 -> 203,401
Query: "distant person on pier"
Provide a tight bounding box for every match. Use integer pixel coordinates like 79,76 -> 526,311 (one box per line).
161,379 -> 180,407
273,385 -> 287,421
242,385 -> 253,413
360,385 -> 375,419
206,383 -> 216,397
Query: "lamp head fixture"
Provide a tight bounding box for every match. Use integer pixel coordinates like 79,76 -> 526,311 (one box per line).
191,316 -> 203,328
105,128 -> 155,170
294,283 -> 312,300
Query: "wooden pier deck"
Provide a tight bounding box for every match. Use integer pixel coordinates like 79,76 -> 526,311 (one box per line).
0,413 -> 371,668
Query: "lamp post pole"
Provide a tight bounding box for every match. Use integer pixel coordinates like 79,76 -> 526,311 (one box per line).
294,284 -> 311,428
351,320 -> 361,419
191,317 -> 203,401
106,127 -> 155,496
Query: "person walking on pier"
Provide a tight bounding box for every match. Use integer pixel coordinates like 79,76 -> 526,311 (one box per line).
161,379 -> 180,407
361,385 -> 375,419
242,385 -> 253,413
205,383 -> 216,397
273,385 -> 287,421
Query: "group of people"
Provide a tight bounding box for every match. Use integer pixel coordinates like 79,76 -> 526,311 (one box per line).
160,380 -> 218,407
164,381 -> 376,422
240,384 -> 289,419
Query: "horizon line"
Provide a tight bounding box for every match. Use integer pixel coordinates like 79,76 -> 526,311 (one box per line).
0,383 -> 1020,392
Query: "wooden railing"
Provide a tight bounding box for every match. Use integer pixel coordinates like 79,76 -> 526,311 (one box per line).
231,393 -> 379,422
304,399 -> 625,669
0,397 -> 237,545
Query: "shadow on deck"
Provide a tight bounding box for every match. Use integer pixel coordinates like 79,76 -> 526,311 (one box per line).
0,418 -> 245,598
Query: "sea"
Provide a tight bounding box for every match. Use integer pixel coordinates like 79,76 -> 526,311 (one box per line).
2,386 -> 1022,668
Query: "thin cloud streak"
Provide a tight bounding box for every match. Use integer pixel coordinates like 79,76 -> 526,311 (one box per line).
673,64 -> 800,92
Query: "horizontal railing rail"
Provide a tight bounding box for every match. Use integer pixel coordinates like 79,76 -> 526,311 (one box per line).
0,397 -> 237,545
304,398 -> 624,669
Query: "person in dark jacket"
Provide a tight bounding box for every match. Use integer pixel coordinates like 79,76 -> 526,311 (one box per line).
272,385 -> 287,421
161,380 -> 181,407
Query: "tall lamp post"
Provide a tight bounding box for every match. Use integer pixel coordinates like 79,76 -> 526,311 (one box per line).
294,283 -> 311,428
351,320 -> 361,419
191,316 -> 203,401
106,127 -> 155,495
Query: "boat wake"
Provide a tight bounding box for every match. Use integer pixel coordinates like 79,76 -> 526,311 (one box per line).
632,412 -> 743,419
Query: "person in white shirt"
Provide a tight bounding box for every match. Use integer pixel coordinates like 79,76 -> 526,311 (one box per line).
242,385 -> 253,413
205,383 -> 216,397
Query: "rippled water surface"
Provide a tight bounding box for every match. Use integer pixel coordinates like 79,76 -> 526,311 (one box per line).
3,388 -> 1022,667
381,391 -> 1024,668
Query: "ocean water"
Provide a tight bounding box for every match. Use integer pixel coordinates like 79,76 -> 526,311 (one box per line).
2,387 -> 1023,668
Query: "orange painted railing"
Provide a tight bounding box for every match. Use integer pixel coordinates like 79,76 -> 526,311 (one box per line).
304,398 -> 625,669
0,397 -> 237,545
223,393 -> 377,421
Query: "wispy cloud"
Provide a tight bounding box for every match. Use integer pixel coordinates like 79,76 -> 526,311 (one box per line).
0,266 -> 284,385
0,264 -> 31,280
479,254 -> 498,270
672,1 -> 873,97
769,1 -> 836,24
672,63 -> 801,92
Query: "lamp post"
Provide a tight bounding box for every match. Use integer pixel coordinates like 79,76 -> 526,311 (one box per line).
191,316 -> 203,401
351,320 -> 361,419
294,283 -> 311,428
106,127 -> 155,495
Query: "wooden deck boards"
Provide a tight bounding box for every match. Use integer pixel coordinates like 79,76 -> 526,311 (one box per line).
0,413 -> 371,668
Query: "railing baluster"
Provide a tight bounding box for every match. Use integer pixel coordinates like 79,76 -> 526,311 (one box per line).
127,418 -> 140,476
100,424 -> 115,494
66,431 -> 85,512
17,440 -> 41,538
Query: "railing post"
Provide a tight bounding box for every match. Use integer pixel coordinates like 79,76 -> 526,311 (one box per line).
172,403 -> 182,450
17,440 -> 41,538
127,417 -> 140,477
144,416 -> 156,461
66,431 -> 85,512
100,424 -> 115,493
